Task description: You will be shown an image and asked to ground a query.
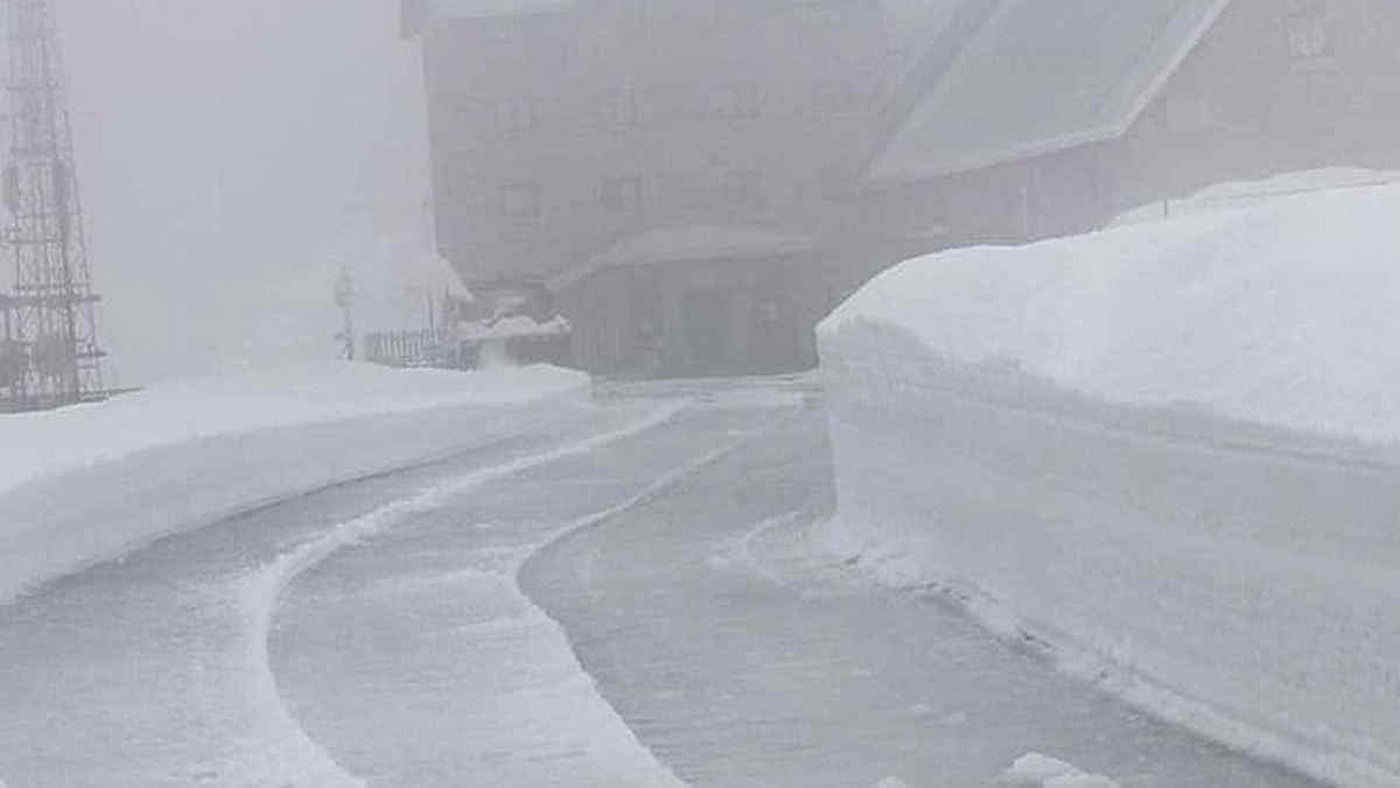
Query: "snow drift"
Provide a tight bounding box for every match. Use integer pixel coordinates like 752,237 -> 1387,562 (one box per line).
818,181 -> 1400,787
0,362 -> 587,604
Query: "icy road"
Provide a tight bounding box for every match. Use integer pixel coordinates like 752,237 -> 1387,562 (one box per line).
0,378 -> 1323,787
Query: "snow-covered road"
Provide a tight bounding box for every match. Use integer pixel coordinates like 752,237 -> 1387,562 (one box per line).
0,378 -> 1323,786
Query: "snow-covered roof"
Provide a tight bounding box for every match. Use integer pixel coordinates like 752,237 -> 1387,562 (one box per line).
869,0 -> 1232,181
590,226 -> 812,268
456,315 -> 572,341
426,0 -> 574,20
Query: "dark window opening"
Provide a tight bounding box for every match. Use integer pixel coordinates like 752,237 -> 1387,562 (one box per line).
712,82 -> 764,119
1286,2 -> 1336,61
497,97 -> 540,136
599,176 -> 644,213
500,182 -> 542,220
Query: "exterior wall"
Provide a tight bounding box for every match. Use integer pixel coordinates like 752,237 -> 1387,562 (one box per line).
561,254 -> 828,378
1114,0 -> 1400,209
416,0 -> 911,375
421,1 -> 894,287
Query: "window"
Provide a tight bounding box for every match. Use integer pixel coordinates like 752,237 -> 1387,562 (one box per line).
603,87 -> 639,129
1285,2 -> 1335,61
711,82 -> 764,120
496,97 -> 539,136
500,182 -> 542,220
445,166 -> 489,213
792,0 -> 858,27
618,0 -> 653,25
722,170 -> 763,208
644,83 -> 696,123
599,176 -> 644,214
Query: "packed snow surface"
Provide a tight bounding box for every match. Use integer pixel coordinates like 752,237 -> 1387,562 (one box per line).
246,402 -> 688,786
0,361 -> 585,497
823,181 -> 1400,443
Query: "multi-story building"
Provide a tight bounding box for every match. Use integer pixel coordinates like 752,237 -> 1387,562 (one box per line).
404,0 -> 923,376
403,0 -> 1400,377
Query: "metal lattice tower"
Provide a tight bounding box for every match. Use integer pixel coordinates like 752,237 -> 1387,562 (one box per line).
0,0 -> 104,411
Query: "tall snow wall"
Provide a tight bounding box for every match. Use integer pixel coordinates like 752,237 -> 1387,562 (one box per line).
817,184 -> 1400,788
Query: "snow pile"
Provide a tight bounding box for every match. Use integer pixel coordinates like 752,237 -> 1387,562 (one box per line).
0,361 -> 583,498
825,181 -> 1400,444
457,315 -> 572,341
999,753 -> 1118,787
0,362 -> 587,603
1112,167 -> 1400,227
818,181 -> 1400,787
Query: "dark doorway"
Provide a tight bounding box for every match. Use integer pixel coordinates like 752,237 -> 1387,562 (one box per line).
680,288 -> 738,375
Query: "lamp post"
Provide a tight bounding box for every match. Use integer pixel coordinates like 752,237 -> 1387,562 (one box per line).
334,267 -> 355,361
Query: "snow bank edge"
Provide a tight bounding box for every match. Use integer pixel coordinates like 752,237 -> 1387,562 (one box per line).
0,372 -> 588,605
817,316 -> 1400,788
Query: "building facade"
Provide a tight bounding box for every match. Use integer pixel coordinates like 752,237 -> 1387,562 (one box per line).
405,0 -> 1400,377
866,0 -> 1400,245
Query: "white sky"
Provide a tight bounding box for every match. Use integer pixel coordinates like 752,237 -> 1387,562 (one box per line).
55,0 -> 449,385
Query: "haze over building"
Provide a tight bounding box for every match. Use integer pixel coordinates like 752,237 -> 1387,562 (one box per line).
406,0 -> 1400,377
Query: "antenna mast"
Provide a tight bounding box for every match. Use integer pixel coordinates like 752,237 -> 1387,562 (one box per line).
0,0 -> 105,411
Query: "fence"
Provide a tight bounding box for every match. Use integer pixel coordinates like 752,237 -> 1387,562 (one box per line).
363,328 -> 572,370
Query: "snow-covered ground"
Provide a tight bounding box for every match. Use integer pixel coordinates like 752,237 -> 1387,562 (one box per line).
818,178 -> 1400,787
0,391 -> 686,786
0,376 -> 1328,785
0,362 -> 586,603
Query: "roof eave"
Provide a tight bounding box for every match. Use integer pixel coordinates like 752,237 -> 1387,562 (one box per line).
863,0 -> 1237,186
865,120 -> 1134,185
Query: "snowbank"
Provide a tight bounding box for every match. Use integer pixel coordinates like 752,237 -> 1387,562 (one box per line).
818,182 -> 1400,786
0,362 -> 587,603
828,182 -> 1400,444
0,361 -> 582,497
1111,167 -> 1400,227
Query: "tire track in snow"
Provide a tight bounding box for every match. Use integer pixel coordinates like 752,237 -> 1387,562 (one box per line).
240,401 -> 692,787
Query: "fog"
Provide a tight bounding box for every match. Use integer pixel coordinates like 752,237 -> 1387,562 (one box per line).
60,0 -> 441,385
4,2 -> 1400,786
